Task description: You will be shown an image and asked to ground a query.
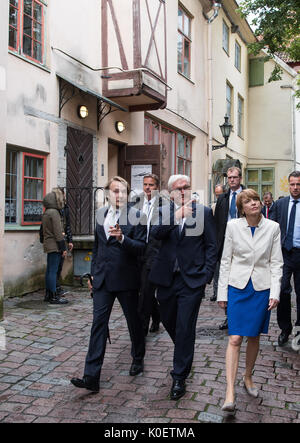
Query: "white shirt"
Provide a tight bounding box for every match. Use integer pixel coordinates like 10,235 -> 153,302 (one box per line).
104,206 -> 120,240
143,197 -> 156,242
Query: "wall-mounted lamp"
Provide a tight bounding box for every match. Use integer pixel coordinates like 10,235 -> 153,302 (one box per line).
115,121 -> 126,134
212,115 -> 233,151
78,105 -> 89,119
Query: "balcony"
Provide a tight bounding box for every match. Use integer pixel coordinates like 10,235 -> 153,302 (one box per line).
101,0 -> 168,111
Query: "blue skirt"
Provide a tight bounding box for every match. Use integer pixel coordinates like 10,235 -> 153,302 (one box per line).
227,279 -> 271,337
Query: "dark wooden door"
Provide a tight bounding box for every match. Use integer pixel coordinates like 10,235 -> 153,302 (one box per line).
119,145 -> 161,193
66,127 -> 93,235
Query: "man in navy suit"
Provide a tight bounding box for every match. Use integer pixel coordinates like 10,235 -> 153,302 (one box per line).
271,171 -> 300,346
261,192 -> 275,219
149,175 -> 217,400
71,176 -> 147,392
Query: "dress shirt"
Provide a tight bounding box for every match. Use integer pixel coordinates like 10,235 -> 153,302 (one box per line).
104,206 -> 124,243
287,197 -> 300,248
227,187 -> 243,221
143,197 -> 156,243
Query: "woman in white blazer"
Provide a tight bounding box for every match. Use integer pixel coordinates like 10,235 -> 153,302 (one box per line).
217,189 -> 283,413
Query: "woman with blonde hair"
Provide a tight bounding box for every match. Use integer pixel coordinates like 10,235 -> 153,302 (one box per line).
217,189 -> 283,413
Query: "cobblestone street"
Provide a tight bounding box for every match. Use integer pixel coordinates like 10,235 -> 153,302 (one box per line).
0,284 -> 299,424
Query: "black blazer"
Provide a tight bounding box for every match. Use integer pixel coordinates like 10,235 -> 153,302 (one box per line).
269,196 -> 290,246
261,203 -> 275,219
149,203 -> 217,289
91,206 -> 147,292
214,187 -> 244,259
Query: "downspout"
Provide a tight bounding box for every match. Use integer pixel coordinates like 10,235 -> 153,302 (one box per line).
204,2 -> 221,206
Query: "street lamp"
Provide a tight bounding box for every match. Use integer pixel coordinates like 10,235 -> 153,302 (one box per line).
212,115 -> 232,151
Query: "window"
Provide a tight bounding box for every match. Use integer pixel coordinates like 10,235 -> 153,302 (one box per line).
222,21 -> 229,54
226,82 -> 233,124
249,58 -> 264,87
177,133 -> 192,177
237,95 -> 244,138
8,0 -> 45,64
235,41 -> 241,71
246,168 -> 274,198
145,117 -> 192,178
5,149 -> 46,226
178,6 -> 192,78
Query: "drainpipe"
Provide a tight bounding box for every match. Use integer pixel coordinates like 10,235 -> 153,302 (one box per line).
204,2 -> 221,206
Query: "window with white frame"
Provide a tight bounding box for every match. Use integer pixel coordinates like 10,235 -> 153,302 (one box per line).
178,6 -> 192,78
235,41 -> 241,71
5,148 -> 47,226
8,0 -> 46,64
226,82 -> 233,124
237,94 -> 244,138
222,21 -> 229,54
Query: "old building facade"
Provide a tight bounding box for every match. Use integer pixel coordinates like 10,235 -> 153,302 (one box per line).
0,0 -> 299,308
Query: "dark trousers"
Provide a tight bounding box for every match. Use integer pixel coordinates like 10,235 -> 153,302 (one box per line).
157,273 -> 204,381
139,265 -> 160,331
56,255 -> 65,288
84,283 -> 145,380
277,248 -> 300,333
45,252 -> 61,292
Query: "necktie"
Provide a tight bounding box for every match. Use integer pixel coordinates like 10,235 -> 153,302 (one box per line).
229,192 -> 237,219
284,200 -> 299,251
266,207 -> 269,219
104,209 -> 119,239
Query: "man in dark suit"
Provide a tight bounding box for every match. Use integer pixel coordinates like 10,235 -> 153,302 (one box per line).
261,191 -> 275,219
133,174 -> 164,336
214,167 -> 244,330
149,175 -> 217,400
270,171 -> 300,346
71,176 -> 147,392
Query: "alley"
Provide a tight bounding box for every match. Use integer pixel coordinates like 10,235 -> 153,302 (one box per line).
0,283 -> 299,424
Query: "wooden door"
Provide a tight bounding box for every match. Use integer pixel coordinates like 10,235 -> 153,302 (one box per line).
66,127 -> 93,235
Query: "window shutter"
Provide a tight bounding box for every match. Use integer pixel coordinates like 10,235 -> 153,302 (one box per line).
249,59 -> 264,87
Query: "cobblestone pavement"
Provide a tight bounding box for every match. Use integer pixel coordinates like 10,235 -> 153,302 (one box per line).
0,284 -> 299,424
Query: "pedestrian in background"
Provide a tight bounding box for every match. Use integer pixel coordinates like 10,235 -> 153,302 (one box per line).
132,174 -> 164,336
270,171 -> 300,346
41,188 -> 68,305
52,188 -> 73,297
217,189 -> 283,413
214,167 -> 244,329
261,191 -> 274,219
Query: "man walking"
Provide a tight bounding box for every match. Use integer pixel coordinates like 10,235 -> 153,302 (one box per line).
71,176 -> 147,392
133,174 -> 163,336
149,175 -> 217,400
214,167 -> 244,329
271,171 -> 300,346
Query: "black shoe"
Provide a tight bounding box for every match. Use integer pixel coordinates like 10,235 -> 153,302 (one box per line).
170,379 -> 186,401
219,318 -> 228,330
210,295 -> 217,302
44,289 -> 51,302
49,292 -> 69,305
149,322 -> 159,333
278,331 -> 290,346
129,361 -> 144,376
56,286 -> 69,297
70,376 -> 99,393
